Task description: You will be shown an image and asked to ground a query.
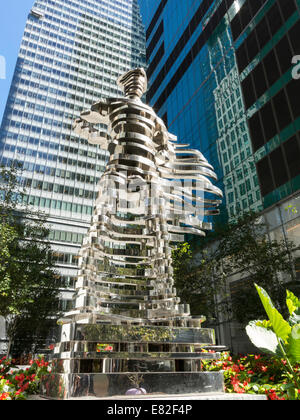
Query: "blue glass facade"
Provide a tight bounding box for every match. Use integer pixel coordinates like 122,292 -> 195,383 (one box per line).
0,0 -> 146,304
140,0 -> 300,223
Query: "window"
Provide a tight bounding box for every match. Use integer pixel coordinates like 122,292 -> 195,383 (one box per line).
278,0 -> 297,21
248,112 -> 264,152
266,2 -> 283,36
263,49 -> 280,87
270,147 -> 289,188
272,90 -> 292,131
260,102 -> 277,142
245,31 -> 259,62
283,135 -> 300,179
252,63 -> 267,99
256,156 -> 274,196
241,74 -> 256,109
286,79 -> 300,120
275,36 -> 293,75
255,16 -> 271,49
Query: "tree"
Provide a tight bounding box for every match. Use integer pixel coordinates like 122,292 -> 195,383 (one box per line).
172,242 -> 226,323
172,212 -> 297,327
0,165 -> 61,357
215,212 -> 295,323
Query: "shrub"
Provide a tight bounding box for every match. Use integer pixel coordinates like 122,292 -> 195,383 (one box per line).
0,356 -> 50,400
201,351 -> 299,400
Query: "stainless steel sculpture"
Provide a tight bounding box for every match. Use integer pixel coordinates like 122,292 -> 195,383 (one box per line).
41,69 -> 225,399
71,67 -> 222,326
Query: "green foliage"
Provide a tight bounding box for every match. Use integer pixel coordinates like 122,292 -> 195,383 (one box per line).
254,284 -> 291,342
245,284 -> 300,395
246,323 -> 281,356
285,204 -> 298,215
202,352 -> 299,400
172,242 -> 228,322
172,212 -> 296,326
0,356 -> 50,400
0,165 -> 61,356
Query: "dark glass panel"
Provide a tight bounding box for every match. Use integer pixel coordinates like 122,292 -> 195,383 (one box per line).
283,136 -> 300,179
248,112 -> 265,152
236,43 -> 248,73
266,2 -> 283,36
263,49 -> 280,87
256,156 -> 274,196
241,74 -> 256,109
255,16 -> 271,49
272,90 -> 292,131
286,79 -> 300,120
245,31 -> 259,62
270,147 -> 289,188
260,102 -> 277,142
252,62 -> 267,99
275,36 -> 293,75
288,21 -> 300,55
278,0 -> 297,21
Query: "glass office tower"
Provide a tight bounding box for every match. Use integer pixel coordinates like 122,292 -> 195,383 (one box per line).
139,0 -> 300,223
0,0 -> 146,307
140,0 -> 300,351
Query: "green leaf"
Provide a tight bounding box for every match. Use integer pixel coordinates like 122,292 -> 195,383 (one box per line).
287,387 -> 298,400
254,284 -> 291,342
286,290 -> 300,315
245,322 -> 282,355
255,319 -> 272,329
287,324 -> 300,363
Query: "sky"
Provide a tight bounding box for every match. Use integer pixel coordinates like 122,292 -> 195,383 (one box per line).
0,0 -> 35,122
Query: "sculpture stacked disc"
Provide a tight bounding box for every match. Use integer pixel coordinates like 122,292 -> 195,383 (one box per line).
41,69 -> 225,399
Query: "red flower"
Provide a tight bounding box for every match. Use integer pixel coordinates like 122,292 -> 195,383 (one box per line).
104,346 -> 113,351
0,392 -> 10,400
232,364 -> 240,373
232,382 -> 245,394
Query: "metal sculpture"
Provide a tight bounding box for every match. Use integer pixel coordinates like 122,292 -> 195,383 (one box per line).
70,67 -> 222,327
41,69 -> 224,399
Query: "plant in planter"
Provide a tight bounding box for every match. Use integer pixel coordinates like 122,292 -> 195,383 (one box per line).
125,373 -> 146,395
246,284 -> 300,400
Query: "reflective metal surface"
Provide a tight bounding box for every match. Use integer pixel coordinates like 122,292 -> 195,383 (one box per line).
41,372 -> 224,400
70,67 -> 222,326
42,69 -> 224,399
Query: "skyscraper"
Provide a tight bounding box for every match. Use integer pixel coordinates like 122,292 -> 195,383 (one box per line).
139,0 -> 300,351
0,0 -> 146,310
139,0 -> 300,223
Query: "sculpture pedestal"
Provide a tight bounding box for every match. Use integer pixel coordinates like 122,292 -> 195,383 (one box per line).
40,323 -> 225,400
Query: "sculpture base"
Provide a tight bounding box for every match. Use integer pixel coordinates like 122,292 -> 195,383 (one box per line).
40,372 -> 224,400
40,322 -> 225,400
